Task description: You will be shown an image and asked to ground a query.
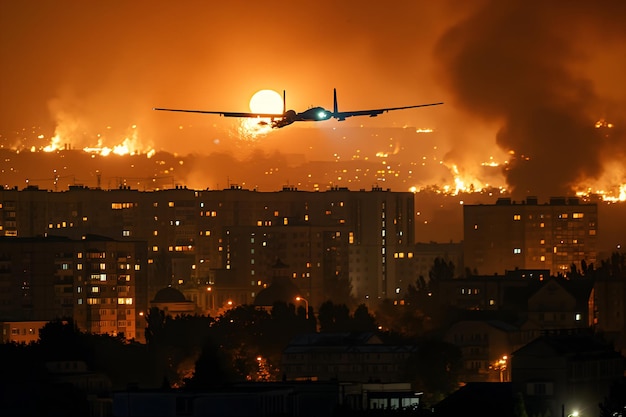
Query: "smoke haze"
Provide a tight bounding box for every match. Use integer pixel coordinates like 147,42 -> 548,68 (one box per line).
1,1 -> 625,198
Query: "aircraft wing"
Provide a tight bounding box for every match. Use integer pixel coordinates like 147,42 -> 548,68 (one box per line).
333,102 -> 443,120
153,108 -> 284,118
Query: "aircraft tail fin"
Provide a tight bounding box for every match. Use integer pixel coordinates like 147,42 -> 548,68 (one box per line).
333,88 -> 338,114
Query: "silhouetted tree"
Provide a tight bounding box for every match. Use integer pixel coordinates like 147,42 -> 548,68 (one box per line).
352,304 -> 377,332
429,257 -> 455,282
318,301 -> 351,332
144,306 -> 166,346
183,336 -> 235,389
599,377 -> 626,417
324,271 -> 356,309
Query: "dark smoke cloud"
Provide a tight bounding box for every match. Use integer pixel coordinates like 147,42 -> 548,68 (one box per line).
434,1 -> 626,199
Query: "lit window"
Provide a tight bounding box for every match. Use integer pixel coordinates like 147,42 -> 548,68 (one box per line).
540,239 -> 545,245
513,214 -> 521,220
589,230 -> 596,235
573,213 -> 584,219
513,248 -> 521,254
575,313 -> 582,321
152,246 -> 159,252
540,256 -> 546,261
168,201 -> 174,207
540,222 -> 545,228
122,230 -> 130,237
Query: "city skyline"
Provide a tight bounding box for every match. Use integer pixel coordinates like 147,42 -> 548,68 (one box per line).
1,1 -> 625,202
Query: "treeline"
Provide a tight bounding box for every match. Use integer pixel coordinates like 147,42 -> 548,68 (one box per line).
0,299 -> 462,406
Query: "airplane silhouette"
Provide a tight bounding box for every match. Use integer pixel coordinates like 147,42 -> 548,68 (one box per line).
154,89 -> 443,128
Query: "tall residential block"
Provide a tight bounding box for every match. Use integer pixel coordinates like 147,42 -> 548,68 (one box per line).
0,184 -> 414,313
463,197 -> 598,276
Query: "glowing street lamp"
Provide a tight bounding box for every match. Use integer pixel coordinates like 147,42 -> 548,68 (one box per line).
295,296 -> 309,319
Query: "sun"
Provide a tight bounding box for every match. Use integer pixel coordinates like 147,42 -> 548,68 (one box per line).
249,89 -> 284,114
237,89 -> 284,140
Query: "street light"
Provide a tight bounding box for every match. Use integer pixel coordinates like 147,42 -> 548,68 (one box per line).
562,404 -> 579,417
295,296 -> 309,319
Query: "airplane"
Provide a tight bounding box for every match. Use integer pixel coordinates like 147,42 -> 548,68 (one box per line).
153,88 -> 443,128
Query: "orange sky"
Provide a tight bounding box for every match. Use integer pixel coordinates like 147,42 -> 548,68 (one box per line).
1,0 -> 625,199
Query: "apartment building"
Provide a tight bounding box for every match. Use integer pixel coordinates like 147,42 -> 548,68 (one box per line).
463,197 -> 598,276
0,184 -> 414,312
0,235 -> 148,341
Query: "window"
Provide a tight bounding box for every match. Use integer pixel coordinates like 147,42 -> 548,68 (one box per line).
573,212 -> 584,219
513,248 -> 522,254
513,214 -> 521,220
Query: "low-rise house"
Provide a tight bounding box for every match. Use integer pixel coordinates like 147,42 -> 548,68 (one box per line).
511,330 -> 624,417
281,332 -> 417,383
442,319 -> 518,383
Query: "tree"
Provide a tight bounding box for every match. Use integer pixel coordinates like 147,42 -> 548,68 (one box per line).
318,301 -> 351,332
598,377 -> 626,417
183,337 -> 234,389
144,306 -> 166,346
352,304 -> 377,332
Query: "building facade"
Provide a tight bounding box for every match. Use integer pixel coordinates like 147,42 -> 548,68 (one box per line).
463,197 -> 598,276
0,184 -> 415,313
0,235 -> 148,341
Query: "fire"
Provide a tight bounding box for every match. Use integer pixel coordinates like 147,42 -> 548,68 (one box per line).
42,122 -> 155,157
